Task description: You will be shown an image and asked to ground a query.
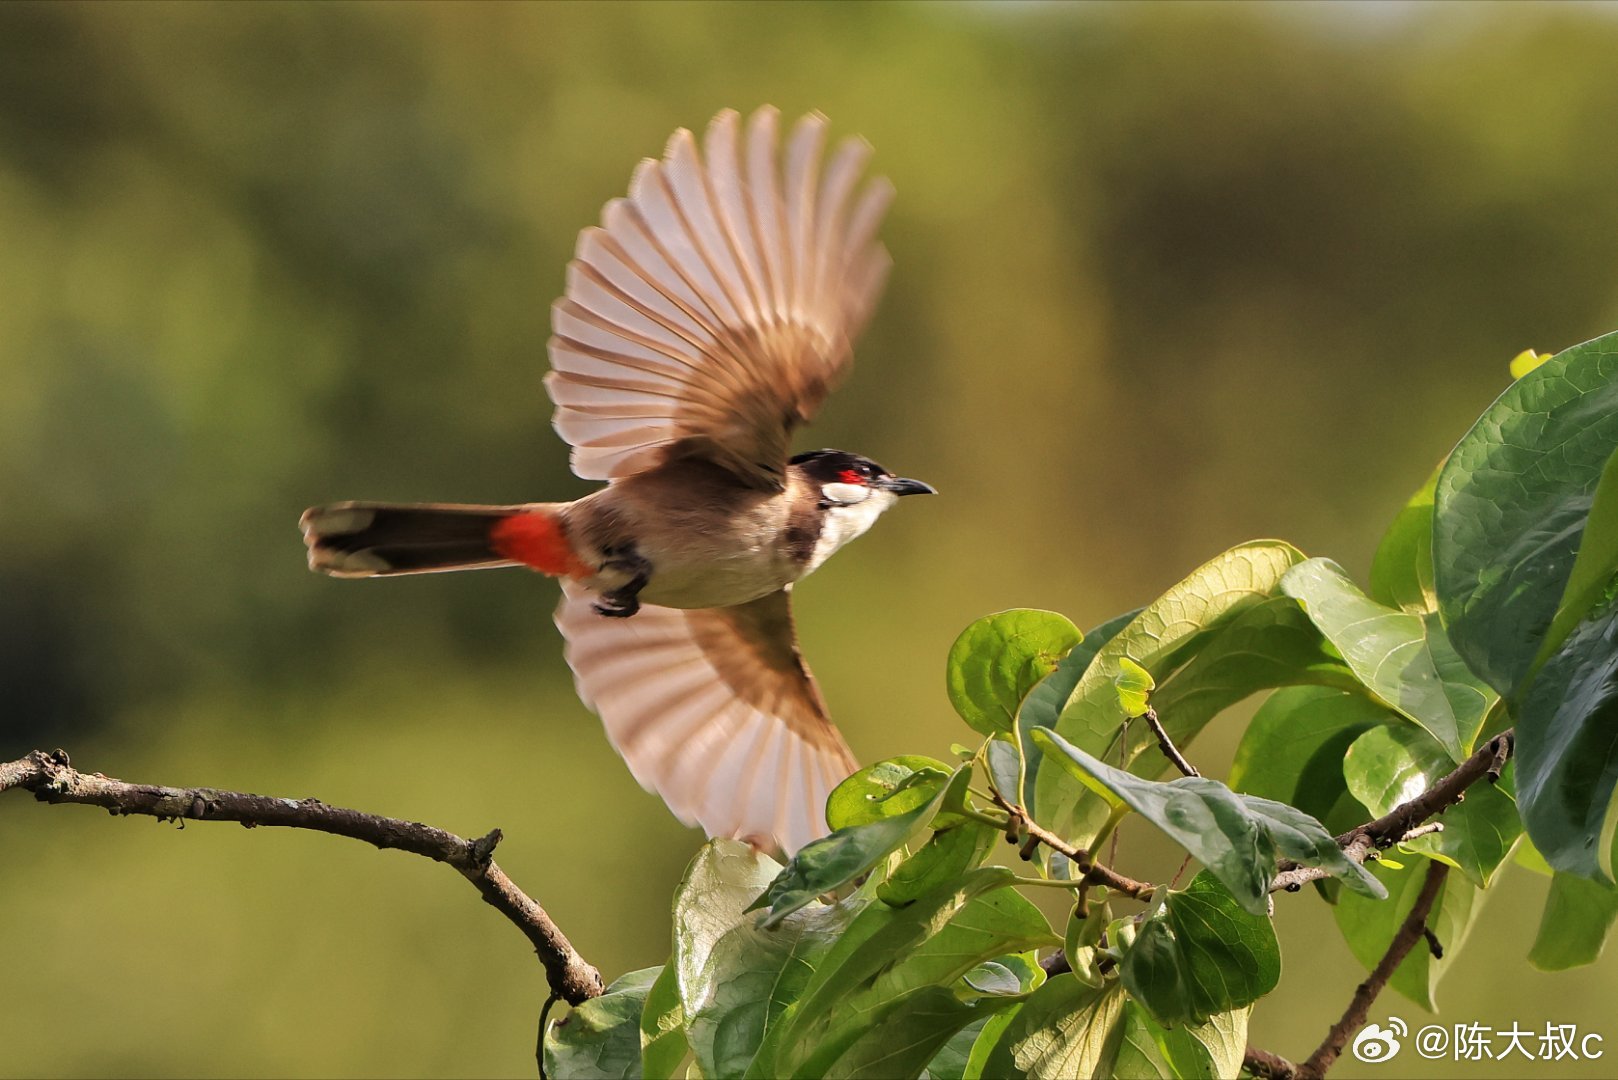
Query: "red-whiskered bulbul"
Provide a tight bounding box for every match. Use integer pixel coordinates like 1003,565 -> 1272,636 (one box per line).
300,107 -> 933,855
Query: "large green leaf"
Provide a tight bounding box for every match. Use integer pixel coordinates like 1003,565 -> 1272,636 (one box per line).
544,967 -> 659,1080
826,757 -> 952,831
823,989 -> 1014,1080
1282,558 -> 1496,759
753,866 -> 1018,1078
947,609 -> 1083,737
753,769 -> 961,928
1369,465 -> 1441,615
673,840 -> 781,1012
1530,447 -> 1618,682
1529,871 -> 1618,971
1109,1001 -> 1250,1080
1228,686 -> 1388,826
1035,729 -> 1384,913
1343,724 -> 1521,887
1036,541 -> 1307,839
686,896 -> 862,1078
1135,596 -> 1359,769
977,976 -> 1126,1080
639,963 -> 686,1080
1018,608 -> 1141,810
1334,860 -> 1482,1010
879,820 -> 1000,907
1515,599 -> 1618,880
1434,330 -> 1618,696
1120,872 -> 1280,1026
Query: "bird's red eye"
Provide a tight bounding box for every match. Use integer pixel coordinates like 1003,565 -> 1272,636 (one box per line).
839,469 -> 867,485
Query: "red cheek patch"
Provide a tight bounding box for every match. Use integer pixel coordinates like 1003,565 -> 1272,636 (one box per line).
491,512 -> 594,579
839,469 -> 867,485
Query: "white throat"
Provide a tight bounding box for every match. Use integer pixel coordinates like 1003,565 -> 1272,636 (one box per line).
806,489 -> 898,574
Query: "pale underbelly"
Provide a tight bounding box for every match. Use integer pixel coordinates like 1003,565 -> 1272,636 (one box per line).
580,546 -> 803,611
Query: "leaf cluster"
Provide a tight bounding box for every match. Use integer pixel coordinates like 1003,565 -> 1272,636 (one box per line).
546,332 -> 1618,1079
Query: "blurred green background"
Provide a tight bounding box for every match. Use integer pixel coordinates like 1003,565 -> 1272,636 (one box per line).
5,2 -> 1618,1076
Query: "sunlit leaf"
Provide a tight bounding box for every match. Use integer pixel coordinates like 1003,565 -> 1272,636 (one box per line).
1510,348 -> 1553,379
1037,541 -> 1307,842
1228,686 -> 1388,828
1434,330 -> 1618,696
1282,557 -> 1495,759
543,967 -> 659,1080
1113,657 -> 1155,719
947,609 -> 1083,736
639,963 -> 686,1080
977,976 -> 1125,1080
673,840 -> 782,1013
827,756 -> 952,831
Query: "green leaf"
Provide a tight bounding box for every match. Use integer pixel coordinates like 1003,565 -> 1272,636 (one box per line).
824,989 -> 1014,1080
1516,598 -> 1618,881
1018,608 -> 1141,810
947,609 -> 1084,736
755,769 -> 962,928
985,737 -> 1023,807
544,968 -> 660,1080
962,1007 -> 1022,1080
1342,724 -> 1521,887
1530,871 -> 1618,971
978,976 -> 1126,1080
1282,558 -> 1496,759
1134,597 -> 1359,771
1114,657 -> 1155,719
754,866 -> 1021,1078
1035,729 -> 1384,913
1531,448 -> 1618,683
639,963 -> 686,1080
1335,860 -> 1482,1010
1110,1000 -> 1251,1080
827,756 -> 952,831
686,895 -> 862,1078
1434,330 -> 1618,696
878,820 -> 999,907
1369,465 -> 1441,615
1228,686 -> 1388,826
1120,872 -> 1280,1026
1511,348 -> 1554,379
673,840 -> 782,1012
1036,541 -> 1307,841
923,1018 -> 987,1080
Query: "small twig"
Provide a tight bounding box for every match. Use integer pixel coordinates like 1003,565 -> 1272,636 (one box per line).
1397,822 -> 1444,843
1296,861 -> 1449,1079
1268,730 -> 1512,894
1,749 -> 604,1006
1422,926 -> 1444,959
1141,707 -> 1199,777
988,790 -> 1156,900
1243,1045 -> 1298,1079
537,992 -> 560,1079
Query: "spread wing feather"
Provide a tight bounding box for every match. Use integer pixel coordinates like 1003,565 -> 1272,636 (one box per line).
546,107 -> 893,490
555,581 -> 857,855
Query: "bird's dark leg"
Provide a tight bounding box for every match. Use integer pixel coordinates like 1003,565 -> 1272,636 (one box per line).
592,546 -> 652,618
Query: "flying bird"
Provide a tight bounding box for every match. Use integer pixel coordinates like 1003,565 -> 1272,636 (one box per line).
300,107 -> 932,855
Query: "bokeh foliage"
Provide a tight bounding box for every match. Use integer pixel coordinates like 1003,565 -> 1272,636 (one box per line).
5,2 -> 1618,1076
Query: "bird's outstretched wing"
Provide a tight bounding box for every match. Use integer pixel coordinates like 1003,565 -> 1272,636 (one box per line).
554,580 -> 857,855
545,107 -> 893,491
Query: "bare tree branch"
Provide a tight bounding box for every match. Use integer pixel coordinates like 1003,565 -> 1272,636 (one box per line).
1243,1044 -> 1298,1079
1,749 -> 604,1005
1295,861 -> 1450,1078
1269,730 -> 1513,893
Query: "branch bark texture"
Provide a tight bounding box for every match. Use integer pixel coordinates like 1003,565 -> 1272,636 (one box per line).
1,749 -> 604,1005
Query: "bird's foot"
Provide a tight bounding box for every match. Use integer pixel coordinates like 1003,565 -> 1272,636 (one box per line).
591,547 -> 651,618
592,591 -> 641,618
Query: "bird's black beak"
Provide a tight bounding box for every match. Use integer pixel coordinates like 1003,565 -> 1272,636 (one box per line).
879,476 -> 937,497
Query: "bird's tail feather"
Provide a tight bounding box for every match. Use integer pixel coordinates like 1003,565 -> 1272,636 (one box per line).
300,501 -> 581,578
